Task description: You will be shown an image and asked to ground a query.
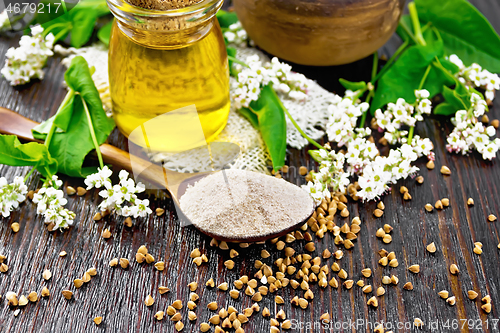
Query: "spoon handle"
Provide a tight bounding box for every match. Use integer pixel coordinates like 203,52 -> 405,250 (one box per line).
0,107 -> 39,142
0,107 -> 172,189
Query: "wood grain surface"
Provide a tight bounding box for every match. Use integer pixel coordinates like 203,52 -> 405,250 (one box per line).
1,1 -> 500,332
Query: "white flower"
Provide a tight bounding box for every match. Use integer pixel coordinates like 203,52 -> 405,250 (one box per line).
480,142 -> 499,160
411,136 -> 434,158
0,176 -> 28,217
118,169 -> 129,181
84,166 -> 113,190
415,89 -> 430,99
32,175 -> 75,230
85,167 -> 153,218
302,150 -> 349,204
448,54 -> 464,70
132,199 -> 153,218
1,25 -> 55,86
485,90 -> 495,101
224,22 -> 248,47
224,31 -> 236,43
118,178 -> 136,201
446,99 -> 499,160
417,99 -> 432,114
357,162 -> 391,201
302,181 -> 325,205
231,56 -> 309,109
451,54 -> 500,102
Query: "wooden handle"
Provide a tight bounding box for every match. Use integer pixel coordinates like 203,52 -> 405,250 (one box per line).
0,107 -> 40,142
0,107 -> 179,190
99,144 -> 170,189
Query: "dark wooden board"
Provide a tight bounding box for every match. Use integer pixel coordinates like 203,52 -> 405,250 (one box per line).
0,1 -> 500,332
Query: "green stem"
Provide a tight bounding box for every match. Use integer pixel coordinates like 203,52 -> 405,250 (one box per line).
408,126 -> 415,143
228,55 -> 250,68
80,94 -> 104,169
353,88 -> 368,102
408,64 -> 431,143
419,64 -> 432,90
408,2 -> 426,46
359,52 -> 379,128
24,166 -> 36,183
359,90 -> 375,128
60,0 -> 68,13
53,26 -> 71,43
279,96 -> 324,150
400,23 -> 418,45
285,110 -> 324,150
373,40 -> 409,83
42,22 -> 68,37
359,109 -> 368,129
45,89 -> 75,148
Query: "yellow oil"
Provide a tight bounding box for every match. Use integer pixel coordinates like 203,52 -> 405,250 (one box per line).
108,20 -> 230,152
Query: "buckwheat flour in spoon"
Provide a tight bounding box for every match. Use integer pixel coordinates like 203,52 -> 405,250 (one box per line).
179,170 -> 315,239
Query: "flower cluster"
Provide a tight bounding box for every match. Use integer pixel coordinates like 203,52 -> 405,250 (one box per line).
326,90 -> 369,147
374,90 -> 432,146
223,22 -> 248,48
446,93 -> 500,160
85,166 -> 152,218
302,149 -> 350,205
302,89 -> 437,202
448,54 -> 500,102
356,144 -> 420,201
231,55 -> 308,109
1,25 -> 55,86
344,130 -> 378,174
32,176 -> 75,230
0,176 -> 28,217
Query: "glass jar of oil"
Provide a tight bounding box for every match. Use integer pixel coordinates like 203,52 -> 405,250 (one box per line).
107,0 -> 230,152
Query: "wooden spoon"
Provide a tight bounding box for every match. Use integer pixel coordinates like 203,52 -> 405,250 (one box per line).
0,107 -> 314,242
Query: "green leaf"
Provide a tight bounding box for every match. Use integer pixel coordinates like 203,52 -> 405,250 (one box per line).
64,57 -> 113,129
441,85 -> 470,111
97,21 -> 113,46
33,56 -> 115,177
69,9 -> 97,48
226,46 -> 239,77
74,0 -> 110,17
31,0 -> 110,47
396,15 -> 415,43
32,0 -> 77,30
425,58 -> 456,96
32,117 -> 63,139
433,102 -> 458,116
433,77 -> 482,116
0,134 -> 58,178
338,79 -> 367,92
246,85 -> 287,171
370,29 -> 454,112
415,0 -> 500,72
439,57 -> 460,75
238,108 -> 259,129
32,93 -> 77,139
40,14 -> 71,43
216,10 -> 239,29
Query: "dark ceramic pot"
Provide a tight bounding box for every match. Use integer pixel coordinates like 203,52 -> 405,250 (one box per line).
233,0 -> 405,66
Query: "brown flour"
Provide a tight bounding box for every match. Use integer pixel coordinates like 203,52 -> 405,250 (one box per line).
120,0 -> 210,35
179,170 -> 314,239
126,0 -> 202,11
